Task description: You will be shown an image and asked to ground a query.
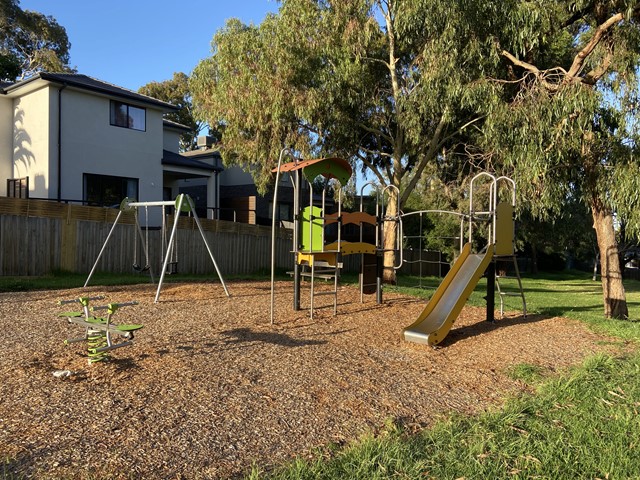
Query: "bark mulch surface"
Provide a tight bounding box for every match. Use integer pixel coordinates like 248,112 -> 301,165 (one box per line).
0,280 -> 623,479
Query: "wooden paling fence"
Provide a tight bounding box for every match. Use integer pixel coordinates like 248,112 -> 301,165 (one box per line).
0,197 -> 443,278
0,198 -> 293,277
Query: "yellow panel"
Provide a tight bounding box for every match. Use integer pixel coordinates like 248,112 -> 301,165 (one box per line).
325,211 -> 377,226
495,202 -> 514,256
324,241 -> 377,255
297,251 -> 338,267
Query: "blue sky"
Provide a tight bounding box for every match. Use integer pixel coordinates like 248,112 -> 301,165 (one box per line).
19,0 -> 279,91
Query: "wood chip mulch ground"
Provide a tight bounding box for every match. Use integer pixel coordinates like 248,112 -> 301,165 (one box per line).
0,280 -> 626,479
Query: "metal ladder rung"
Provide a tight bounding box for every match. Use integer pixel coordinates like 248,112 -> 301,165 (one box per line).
314,290 -> 338,297
495,254 -> 527,319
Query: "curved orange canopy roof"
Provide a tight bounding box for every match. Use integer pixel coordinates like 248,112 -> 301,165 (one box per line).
272,157 -> 352,184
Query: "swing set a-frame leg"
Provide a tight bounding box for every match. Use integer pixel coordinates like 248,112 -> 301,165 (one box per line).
153,194 -> 230,303
84,210 -> 123,288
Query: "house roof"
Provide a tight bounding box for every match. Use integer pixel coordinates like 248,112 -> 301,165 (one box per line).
2,73 -> 179,112
181,148 -> 222,160
162,149 -> 222,172
163,118 -> 193,132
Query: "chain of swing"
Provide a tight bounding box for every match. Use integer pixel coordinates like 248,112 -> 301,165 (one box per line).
132,205 -> 178,275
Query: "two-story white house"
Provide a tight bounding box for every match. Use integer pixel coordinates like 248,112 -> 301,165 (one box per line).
0,73 -> 221,221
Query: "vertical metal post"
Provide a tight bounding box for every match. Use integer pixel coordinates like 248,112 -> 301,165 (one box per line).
376,251 -> 383,304
376,190 -> 383,304
271,148 -> 300,322
184,194 -> 230,297
271,149 -> 288,322
486,259 -> 496,322
293,169 -> 302,311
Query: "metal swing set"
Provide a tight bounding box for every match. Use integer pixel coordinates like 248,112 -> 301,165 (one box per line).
84,193 -> 230,302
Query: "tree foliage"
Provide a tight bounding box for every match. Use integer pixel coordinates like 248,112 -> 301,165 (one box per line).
0,0 -> 73,81
191,0 -> 640,314
139,72 -> 206,152
191,0 -> 503,194
190,0 -> 507,281
480,0 -> 640,318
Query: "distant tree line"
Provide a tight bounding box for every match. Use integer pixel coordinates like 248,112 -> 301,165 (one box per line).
0,0 -> 74,81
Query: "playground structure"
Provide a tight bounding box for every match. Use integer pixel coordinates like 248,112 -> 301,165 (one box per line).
403,172 -> 526,346
84,193 -> 230,302
58,296 -> 142,363
269,149 -> 402,322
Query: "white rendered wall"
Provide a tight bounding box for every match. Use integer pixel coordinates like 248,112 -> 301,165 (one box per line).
163,129 -> 181,153
59,88 -> 164,204
0,96 -> 13,187
12,86 -> 52,198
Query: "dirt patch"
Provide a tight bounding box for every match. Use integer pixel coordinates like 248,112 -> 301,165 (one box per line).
0,281 -> 622,479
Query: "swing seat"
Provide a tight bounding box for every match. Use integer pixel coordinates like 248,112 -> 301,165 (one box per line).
165,262 -> 178,275
132,263 -> 150,273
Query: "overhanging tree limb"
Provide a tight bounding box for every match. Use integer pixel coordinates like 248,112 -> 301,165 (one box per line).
356,151 -> 387,185
400,114 -> 447,205
565,11 -> 624,81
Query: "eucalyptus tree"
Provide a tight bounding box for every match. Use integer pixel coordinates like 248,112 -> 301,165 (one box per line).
139,72 -> 207,151
0,0 -> 73,80
191,0 -> 499,281
482,0 -> 640,318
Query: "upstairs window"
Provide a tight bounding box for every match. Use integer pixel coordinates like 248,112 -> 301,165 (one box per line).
110,100 -> 146,131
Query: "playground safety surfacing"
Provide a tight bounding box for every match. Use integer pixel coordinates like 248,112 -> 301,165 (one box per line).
0,281 -> 618,479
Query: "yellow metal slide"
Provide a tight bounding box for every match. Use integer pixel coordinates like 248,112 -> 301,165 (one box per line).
403,242 -> 493,346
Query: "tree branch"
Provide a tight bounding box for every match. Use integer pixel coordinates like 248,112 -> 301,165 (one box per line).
356,151 -> 387,186
356,122 -> 394,145
399,114 -> 447,205
582,45 -> 614,85
501,50 -> 563,92
500,50 -> 541,76
361,55 -> 391,69
565,12 -> 624,80
560,0 -> 595,30
503,9 -> 630,91
436,115 -> 485,151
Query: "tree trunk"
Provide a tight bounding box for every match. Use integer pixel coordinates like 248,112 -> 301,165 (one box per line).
591,202 -> 628,319
382,189 -> 400,284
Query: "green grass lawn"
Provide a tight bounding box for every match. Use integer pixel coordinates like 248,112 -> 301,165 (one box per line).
248,352 -> 640,480
0,269 -> 275,293
2,270 -> 639,479
392,270 -> 640,341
